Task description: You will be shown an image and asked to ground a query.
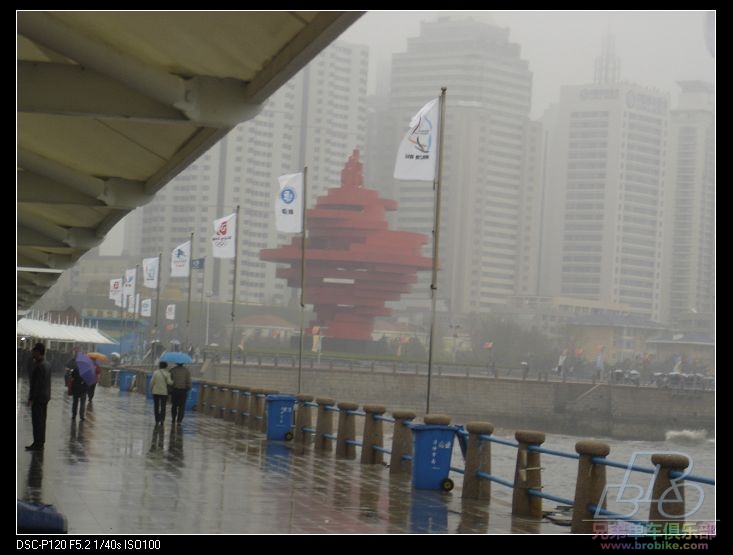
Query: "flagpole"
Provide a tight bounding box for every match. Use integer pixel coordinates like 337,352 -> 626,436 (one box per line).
297,167 -> 308,394
425,87 -> 446,415
119,270 -> 125,360
186,232 -> 194,347
152,252 -> 162,373
228,205 -> 241,384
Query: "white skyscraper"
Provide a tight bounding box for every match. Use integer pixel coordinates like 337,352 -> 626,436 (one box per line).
541,39 -> 670,321
665,81 -> 715,333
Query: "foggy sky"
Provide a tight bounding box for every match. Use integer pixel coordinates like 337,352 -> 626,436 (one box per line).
339,10 -> 715,118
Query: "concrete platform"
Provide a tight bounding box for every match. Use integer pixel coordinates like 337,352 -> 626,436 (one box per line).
17,375 -> 568,535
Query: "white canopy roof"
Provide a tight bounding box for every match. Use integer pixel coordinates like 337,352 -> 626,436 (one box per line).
17,11 -> 364,311
17,317 -> 117,344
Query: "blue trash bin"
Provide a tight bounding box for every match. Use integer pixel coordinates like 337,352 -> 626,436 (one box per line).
117,369 -> 134,392
265,394 -> 296,440
411,424 -> 458,491
186,381 -> 200,411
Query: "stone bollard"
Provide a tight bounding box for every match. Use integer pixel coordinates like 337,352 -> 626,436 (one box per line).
462,421 -> 495,500
423,414 -> 451,425
335,401 -> 360,459
197,382 -> 208,413
294,394 -> 315,444
648,453 -> 690,525
314,397 -> 336,452
206,384 -> 219,416
99,366 -> 111,387
216,386 -> 229,418
512,430 -> 546,519
261,389 -> 279,433
389,410 -> 416,475
571,440 -> 611,533
249,389 -> 264,430
361,405 -> 386,465
236,387 -> 251,425
225,389 -> 239,421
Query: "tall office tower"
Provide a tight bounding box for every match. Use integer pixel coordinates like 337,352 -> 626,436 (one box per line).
665,81 -> 715,333
139,40 -> 368,306
387,17 -> 535,316
541,40 -> 670,321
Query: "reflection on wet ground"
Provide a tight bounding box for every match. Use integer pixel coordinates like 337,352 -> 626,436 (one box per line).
17,376 -> 568,534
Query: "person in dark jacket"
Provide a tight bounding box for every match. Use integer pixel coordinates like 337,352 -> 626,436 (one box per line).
26,343 -> 51,451
68,361 -> 89,421
169,363 -> 192,424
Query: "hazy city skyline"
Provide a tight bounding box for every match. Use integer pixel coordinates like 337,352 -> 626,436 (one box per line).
339,10 -> 715,118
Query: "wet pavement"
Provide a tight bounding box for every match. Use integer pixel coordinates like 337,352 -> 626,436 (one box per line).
17,375 -> 569,535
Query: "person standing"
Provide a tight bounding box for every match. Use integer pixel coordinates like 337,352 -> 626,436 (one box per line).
150,361 -> 172,426
169,363 -> 192,425
68,361 -> 88,421
26,343 -> 51,451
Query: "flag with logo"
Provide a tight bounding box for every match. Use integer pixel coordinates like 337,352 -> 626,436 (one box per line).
212,213 -> 236,258
140,298 -> 152,317
123,268 -> 136,297
275,172 -> 304,233
165,304 -> 176,320
109,278 -> 122,302
394,97 -> 440,181
170,240 -> 191,277
142,257 -> 159,289
191,257 -> 205,271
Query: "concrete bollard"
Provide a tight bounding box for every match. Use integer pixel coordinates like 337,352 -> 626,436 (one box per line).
389,410 -> 416,475
216,386 -> 229,418
99,367 -> 111,387
236,387 -> 251,425
249,389 -> 264,430
648,453 -> 690,525
361,405 -> 386,465
197,382 -> 209,413
335,401 -> 360,459
423,414 -> 451,425
571,440 -> 611,533
314,397 -> 336,452
206,384 -> 219,416
294,394 -> 315,444
225,389 -> 239,421
512,430 -> 546,519
462,422 -> 495,500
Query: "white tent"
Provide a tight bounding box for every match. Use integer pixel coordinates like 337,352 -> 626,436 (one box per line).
16,318 -> 117,344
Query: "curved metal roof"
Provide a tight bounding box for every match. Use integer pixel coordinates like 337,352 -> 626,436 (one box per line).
17,317 -> 117,344
17,10 -> 364,311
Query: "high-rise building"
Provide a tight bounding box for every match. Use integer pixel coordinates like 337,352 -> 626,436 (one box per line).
541,40 -> 670,321
137,41 -> 368,307
665,81 -> 715,333
386,17 -> 536,316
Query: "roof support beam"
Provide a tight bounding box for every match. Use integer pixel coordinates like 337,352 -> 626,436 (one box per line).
18,12 -> 264,126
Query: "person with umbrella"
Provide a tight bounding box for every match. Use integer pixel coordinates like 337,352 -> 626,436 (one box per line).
150,361 -> 173,426
67,358 -> 89,421
85,353 -> 108,406
161,352 -> 192,425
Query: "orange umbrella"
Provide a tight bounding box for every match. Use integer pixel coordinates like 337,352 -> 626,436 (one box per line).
86,352 -> 109,362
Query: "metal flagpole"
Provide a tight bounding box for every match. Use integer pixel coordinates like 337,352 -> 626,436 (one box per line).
297,167 -> 308,394
185,232 -> 194,348
425,87 -> 447,415
228,205 -> 241,384
152,253 -> 161,373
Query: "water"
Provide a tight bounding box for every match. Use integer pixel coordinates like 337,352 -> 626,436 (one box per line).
447,426 -> 716,526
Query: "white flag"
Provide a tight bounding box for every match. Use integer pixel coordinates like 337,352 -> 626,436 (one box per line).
165,304 -> 176,320
140,298 -> 152,317
171,240 -> 191,277
393,97 -> 440,181
275,172 -> 304,233
212,213 -> 236,258
123,268 -> 136,296
109,278 -> 122,302
142,257 -> 159,289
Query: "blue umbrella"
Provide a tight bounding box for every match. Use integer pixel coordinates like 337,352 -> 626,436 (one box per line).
76,352 -> 96,385
159,351 -> 193,364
